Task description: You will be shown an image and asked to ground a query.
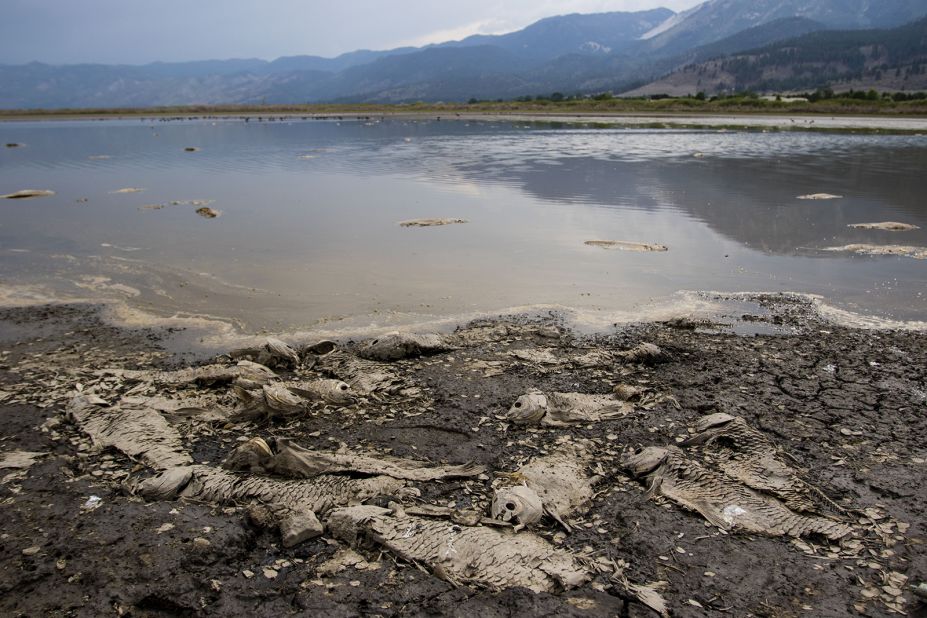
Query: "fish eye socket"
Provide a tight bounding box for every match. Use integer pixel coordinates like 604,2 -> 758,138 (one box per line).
339,384 -> 348,391
505,502 -> 516,510
371,339 -> 379,345
514,402 -> 522,408
634,447 -> 643,455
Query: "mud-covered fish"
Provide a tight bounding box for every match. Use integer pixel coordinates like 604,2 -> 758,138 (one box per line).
318,350 -> 407,395
681,413 -> 846,515
228,437 -> 485,481
1,189 -> 55,199
847,222 -> 919,232
67,393 -> 193,471
328,505 -> 591,593
99,360 -> 276,387
230,337 -> 301,369
615,342 -> 668,364
356,332 -> 452,362
508,391 -> 631,427
286,379 -> 354,405
139,464 -> 410,547
622,446 -> 852,541
232,383 -> 306,419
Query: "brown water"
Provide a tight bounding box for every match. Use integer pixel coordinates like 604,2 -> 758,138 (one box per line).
1,118 -> 925,333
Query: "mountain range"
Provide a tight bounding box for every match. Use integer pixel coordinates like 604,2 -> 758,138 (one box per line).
2,0 -> 926,109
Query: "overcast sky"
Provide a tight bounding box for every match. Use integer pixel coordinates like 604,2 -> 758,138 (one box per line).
0,0 -> 703,65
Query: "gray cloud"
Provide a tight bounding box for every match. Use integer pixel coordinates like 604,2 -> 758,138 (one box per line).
0,0 -> 702,65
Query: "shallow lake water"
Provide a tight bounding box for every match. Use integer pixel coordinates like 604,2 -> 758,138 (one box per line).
1,118 -> 925,334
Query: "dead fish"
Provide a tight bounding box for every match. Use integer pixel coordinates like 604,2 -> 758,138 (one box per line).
622,446 -> 852,541
182,466 -> 409,521
142,464 -> 409,547
223,437 -> 274,472
356,332 -> 452,361
681,413 -> 846,515
616,342 -> 668,364
100,360 -> 276,386
513,443 -> 597,528
509,348 -> 560,365
327,505 -> 591,593
823,244 -> 927,260
613,383 -> 646,401
584,240 -> 668,252
287,379 -> 354,405
508,391 -> 631,427
398,218 -> 467,227
0,450 -> 46,470
232,437 -> 486,481
110,187 -> 145,194
184,147 -> 200,152
1,189 -> 55,199
195,206 -> 221,219
67,393 -> 193,471
491,485 -> 544,528
318,350 -> 405,396
136,466 -> 194,500
5,143 -> 24,148
797,193 -> 842,200
848,222 -> 919,231
230,337 -> 300,369
234,383 -> 306,419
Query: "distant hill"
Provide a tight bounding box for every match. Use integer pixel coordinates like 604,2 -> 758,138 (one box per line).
2,1 -> 927,109
639,0 -> 927,57
441,9 -> 673,60
626,16 -> 927,96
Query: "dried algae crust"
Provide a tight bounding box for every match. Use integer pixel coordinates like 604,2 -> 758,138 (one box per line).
328,506 -> 591,593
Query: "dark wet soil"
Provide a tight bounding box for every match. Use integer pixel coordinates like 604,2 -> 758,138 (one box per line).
0,301 -> 925,617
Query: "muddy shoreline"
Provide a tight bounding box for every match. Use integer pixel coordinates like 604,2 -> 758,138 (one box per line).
0,299 -> 925,617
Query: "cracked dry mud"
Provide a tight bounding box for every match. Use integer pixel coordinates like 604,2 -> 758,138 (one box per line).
0,298 -> 925,617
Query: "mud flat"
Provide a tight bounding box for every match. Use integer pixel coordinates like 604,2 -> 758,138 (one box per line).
0,297 -> 925,616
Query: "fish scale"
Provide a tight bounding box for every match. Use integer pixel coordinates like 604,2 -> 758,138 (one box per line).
688,416 -> 846,516
332,508 -> 590,593
649,447 -> 852,541
181,466 -> 407,515
68,394 -> 192,470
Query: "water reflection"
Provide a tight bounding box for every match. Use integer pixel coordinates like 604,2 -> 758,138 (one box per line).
0,119 -> 924,329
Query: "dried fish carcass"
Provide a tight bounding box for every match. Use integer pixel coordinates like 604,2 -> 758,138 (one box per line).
356,332 -> 452,361
615,343 -> 668,365
232,383 -> 307,419
682,413 -> 846,515
226,437 -> 485,482
508,391 -> 631,427
328,505 -> 591,592
100,360 -> 275,387
230,337 -> 301,369
287,379 -> 354,405
622,446 -> 852,541
67,394 -> 193,471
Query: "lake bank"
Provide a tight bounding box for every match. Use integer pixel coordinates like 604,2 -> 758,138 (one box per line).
0,297 -> 923,616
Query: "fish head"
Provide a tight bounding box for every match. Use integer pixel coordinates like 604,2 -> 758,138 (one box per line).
324,380 -> 354,404
622,446 -> 670,477
224,437 -> 274,471
508,392 -> 548,423
490,485 -> 544,526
